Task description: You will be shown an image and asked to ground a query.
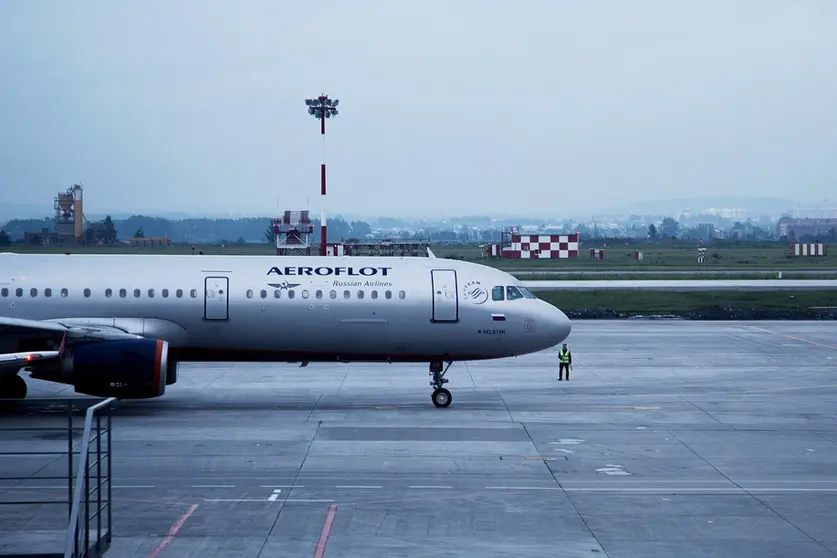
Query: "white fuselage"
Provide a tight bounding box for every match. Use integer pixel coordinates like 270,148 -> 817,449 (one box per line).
0,253 -> 571,363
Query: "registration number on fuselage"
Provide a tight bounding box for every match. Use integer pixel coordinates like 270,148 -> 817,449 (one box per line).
478,329 -> 506,335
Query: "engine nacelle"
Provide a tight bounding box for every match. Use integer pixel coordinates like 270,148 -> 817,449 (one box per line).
69,339 -> 170,399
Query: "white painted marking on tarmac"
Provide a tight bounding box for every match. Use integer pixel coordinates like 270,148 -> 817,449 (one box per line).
268,489 -> 281,501
192,485 -> 235,488
485,486 -> 561,490
548,439 -> 585,445
113,485 -> 156,488
595,464 -> 630,476
746,326 -> 837,351
560,488 -> 837,493
259,485 -> 304,488
553,449 -> 574,454
408,486 -> 453,489
285,499 -> 335,503
205,498 -> 272,502
335,485 -> 382,489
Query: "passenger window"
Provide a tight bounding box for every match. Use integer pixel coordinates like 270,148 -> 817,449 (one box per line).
190,289 -> 197,298
61,288 -> 68,298
343,290 -> 350,299
274,289 -> 281,298
316,290 -> 323,299
246,289 -> 253,299
30,288 -> 37,297
148,289 -> 155,298
45,288 -> 52,298
357,290 -> 364,299
288,290 -> 295,299
371,290 -> 378,299
15,288 -> 22,297
105,288 -> 113,298
176,289 -> 183,298
133,289 -> 141,298
84,288 -> 91,298
302,290 -> 309,299
385,290 -> 392,299
1,287 -> 7,297
398,290 -> 405,299
260,290 -> 267,299
162,289 -> 169,298
119,288 -> 127,298
492,286 -> 504,301
506,286 -> 524,300
329,290 -> 337,299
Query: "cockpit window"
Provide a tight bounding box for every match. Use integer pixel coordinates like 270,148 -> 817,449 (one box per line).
518,286 -> 537,299
506,286 -> 524,300
491,286 -> 504,301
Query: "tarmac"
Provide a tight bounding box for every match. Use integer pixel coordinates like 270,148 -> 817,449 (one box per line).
2,320 -> 837,557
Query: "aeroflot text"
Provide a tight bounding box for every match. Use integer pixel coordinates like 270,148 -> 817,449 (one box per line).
267,266 -> 392,277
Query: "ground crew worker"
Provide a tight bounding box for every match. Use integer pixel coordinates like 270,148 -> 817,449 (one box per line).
558,343 -> 572,381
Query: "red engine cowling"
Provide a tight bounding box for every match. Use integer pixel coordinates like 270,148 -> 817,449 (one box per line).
69,338 -> 170,399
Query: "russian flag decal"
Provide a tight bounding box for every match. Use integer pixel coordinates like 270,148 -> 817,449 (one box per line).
492,314 -> 506,322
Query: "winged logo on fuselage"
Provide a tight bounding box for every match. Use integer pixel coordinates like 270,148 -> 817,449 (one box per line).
267,281 -> 301,290
461,280 -> 488,304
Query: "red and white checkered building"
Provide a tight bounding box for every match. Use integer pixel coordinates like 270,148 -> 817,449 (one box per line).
489,233 -> 580,259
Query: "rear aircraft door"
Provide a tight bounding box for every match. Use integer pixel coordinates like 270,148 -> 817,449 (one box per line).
430,269 -> 458,322
204,276 -> 229,321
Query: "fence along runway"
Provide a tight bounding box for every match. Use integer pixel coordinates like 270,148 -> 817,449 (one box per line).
2,320 -> 836,557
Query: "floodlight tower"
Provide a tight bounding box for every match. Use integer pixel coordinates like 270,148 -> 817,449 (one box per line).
305,94 -> 339,256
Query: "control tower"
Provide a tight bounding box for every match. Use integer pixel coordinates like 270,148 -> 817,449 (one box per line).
54,184 -> 84,244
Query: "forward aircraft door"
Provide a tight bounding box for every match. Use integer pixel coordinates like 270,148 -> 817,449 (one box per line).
430,269 -> 458,322
204,276 -> 229,321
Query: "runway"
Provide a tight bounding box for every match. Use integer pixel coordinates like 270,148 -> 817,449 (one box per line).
522,278 -> 837,291
512,269 -> 837,276
3,321 -> 837,557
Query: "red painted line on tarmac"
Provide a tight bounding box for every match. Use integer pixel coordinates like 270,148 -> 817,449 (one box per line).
148,503 -> 199,558
313,504 -> 338,558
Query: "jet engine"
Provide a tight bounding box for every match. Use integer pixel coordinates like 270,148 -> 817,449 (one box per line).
31,338 -> 171,399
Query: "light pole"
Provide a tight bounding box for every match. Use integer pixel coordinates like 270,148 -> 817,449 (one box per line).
305,94 -> 339,256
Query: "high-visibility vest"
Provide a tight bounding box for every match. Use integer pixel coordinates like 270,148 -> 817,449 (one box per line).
559,349 -> 570,364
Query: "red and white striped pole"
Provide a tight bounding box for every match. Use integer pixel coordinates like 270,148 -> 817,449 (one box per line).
306,94 -> 339,256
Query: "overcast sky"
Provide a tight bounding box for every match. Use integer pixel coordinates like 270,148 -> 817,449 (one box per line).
1,0 -> 835,219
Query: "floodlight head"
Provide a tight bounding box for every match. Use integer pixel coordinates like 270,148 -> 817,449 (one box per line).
305,99 -> 313,106
308,107 -> 315,115
333,99 -> 339,107
332,109 -> 338,116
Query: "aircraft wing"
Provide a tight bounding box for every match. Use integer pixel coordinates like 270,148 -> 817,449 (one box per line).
0,350 -> 60,368
0,316 -> 143,373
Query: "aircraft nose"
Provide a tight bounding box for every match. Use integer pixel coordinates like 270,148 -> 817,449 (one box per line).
541,302 -> 572,346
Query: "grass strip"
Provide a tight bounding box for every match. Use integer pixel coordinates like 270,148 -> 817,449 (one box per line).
536,289 -> 837,319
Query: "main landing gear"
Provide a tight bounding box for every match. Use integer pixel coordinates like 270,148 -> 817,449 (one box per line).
0,373 -> 27,400
429,360 -> 452,408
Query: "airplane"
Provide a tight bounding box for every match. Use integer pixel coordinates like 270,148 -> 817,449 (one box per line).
0,252 -> 571,408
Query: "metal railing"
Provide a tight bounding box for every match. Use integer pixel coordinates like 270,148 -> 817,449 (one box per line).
64,397 -> 116,558
0,396 -> 115,558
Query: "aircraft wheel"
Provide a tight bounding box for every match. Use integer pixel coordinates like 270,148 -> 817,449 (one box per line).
0,374 -> 27,399
432,388 -> 451,408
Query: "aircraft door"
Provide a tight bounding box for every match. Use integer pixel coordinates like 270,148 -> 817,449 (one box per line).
430,269 -> 458,322
204,276 -> 229,321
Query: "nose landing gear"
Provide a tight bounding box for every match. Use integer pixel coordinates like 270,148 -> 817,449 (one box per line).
429,360 -> 452,408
